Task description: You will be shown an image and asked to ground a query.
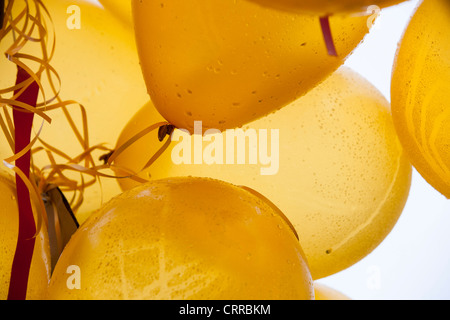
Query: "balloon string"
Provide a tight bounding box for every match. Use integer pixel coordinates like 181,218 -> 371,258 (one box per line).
103,122 -> 174,184
0,106 -> 15,150
319,16 -> 338,57
7,65 -> 39,301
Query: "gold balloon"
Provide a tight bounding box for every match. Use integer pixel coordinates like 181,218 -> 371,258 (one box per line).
391,0 -> 450,199
113,67 -> 412,280
98,0 -> 132,28
314,283 -> 351,300
131,0 -> 370,132
0,169 -> 51,300
246,0 -> 407,14
0,0 -> 149,223
46,177 -> 314,300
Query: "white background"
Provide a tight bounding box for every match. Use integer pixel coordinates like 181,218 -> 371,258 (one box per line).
318,0 -> 450,300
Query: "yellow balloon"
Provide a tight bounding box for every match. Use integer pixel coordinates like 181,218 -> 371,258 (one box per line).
0,0 -> 149,223
391,0 -> 450,199
0,169 -> 51,300
113,67 -> 412,280
314,283 -> 351,300
131,0 -> 370,132
98,0 -> 133,28
247,0 -> 407,14
46,177 -> 314,300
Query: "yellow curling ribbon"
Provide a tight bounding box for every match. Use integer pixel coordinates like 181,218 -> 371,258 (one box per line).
1,0 -> 173,237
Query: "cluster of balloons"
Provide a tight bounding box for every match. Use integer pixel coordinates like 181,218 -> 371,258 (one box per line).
112,67 -> 412,280
1,0 -> 448,300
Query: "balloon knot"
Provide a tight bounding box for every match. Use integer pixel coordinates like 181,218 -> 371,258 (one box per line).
99,150 -> 115,165
158,124 -> 175,142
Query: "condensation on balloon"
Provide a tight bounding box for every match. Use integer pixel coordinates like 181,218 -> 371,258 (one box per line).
46,177 -> 314,300
112,67 -> 412,280
391,0 -> 450,199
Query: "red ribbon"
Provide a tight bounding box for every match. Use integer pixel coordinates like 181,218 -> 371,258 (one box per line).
7,66 -> 40,300
319,16 -> 338,57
